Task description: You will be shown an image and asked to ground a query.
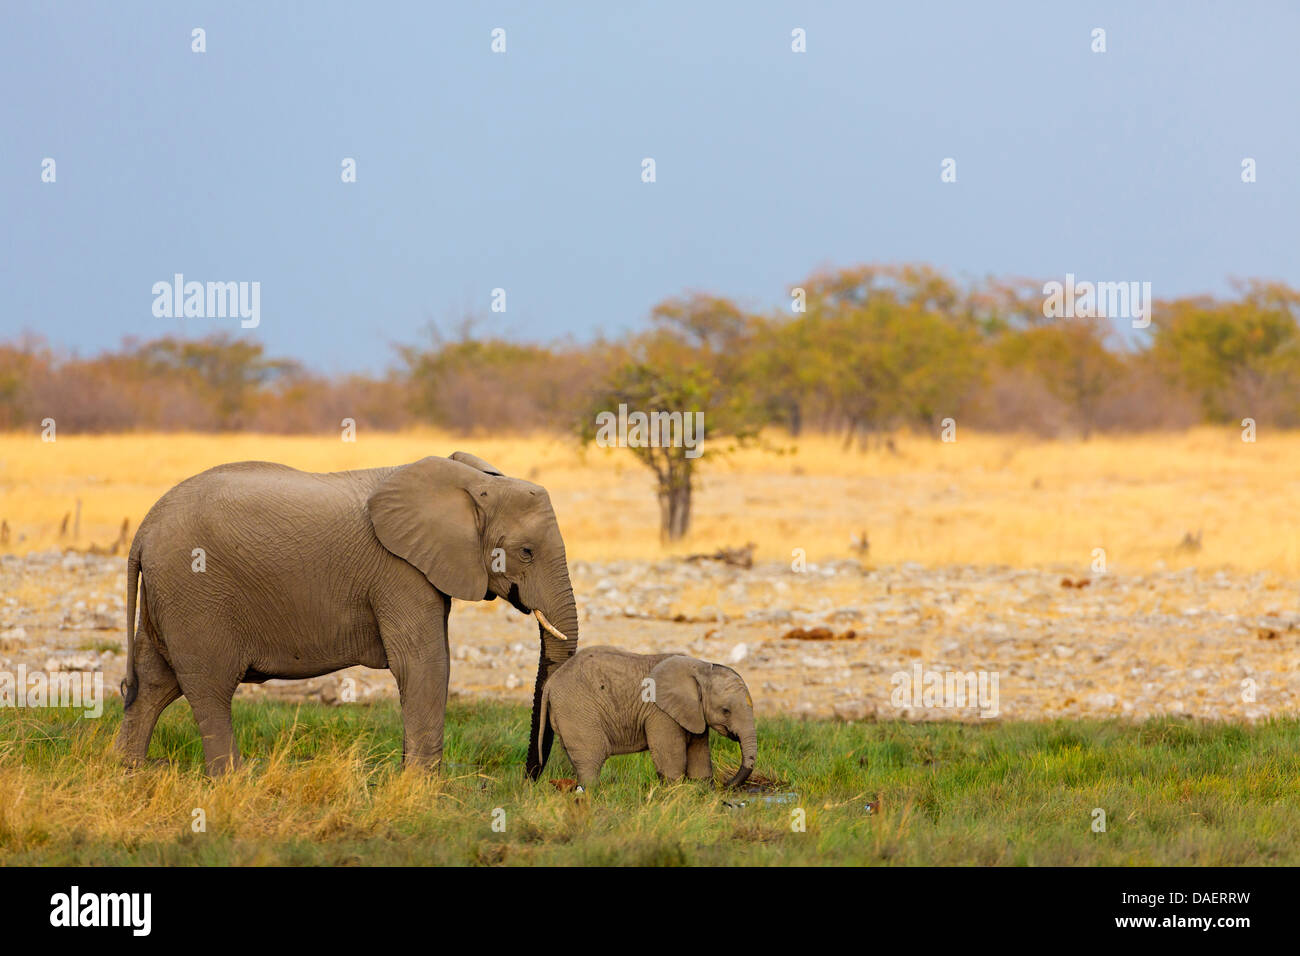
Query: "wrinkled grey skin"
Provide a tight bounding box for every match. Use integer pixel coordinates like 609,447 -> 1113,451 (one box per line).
114,452 -> 578,776
538,646 -> 757,788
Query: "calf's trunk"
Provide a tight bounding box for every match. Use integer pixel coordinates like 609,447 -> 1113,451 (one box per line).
724,718 -> 757,789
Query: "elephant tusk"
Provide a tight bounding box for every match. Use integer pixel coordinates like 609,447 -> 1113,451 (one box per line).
534,609 -> 570,641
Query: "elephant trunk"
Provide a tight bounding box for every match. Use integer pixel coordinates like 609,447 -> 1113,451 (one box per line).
724,717 -> 757,789
525,567 -> 578,780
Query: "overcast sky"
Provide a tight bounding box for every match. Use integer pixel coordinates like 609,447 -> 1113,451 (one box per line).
3,1 -> 1297,373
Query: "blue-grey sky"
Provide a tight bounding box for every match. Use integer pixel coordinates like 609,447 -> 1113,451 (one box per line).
3,1 -> 1297,374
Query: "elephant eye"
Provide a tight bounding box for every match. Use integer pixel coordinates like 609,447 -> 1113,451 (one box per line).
722,707 -> 731,716
519,547 -> 534,561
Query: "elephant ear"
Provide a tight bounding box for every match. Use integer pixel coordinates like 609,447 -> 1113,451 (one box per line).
450,451 -> 505,476
650,656 -> 707,734
367,456 -> 491,601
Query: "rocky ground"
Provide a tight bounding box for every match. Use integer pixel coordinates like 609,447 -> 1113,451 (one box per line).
3,549 -> 1298,722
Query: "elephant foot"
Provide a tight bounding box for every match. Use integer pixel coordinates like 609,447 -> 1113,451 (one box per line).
117,754 -> 152,770
402,753 -> 444,772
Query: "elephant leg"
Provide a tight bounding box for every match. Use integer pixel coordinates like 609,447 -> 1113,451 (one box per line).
169,639 -> 243,775
115,631 -> 181,766
183,683 -> 240,775
685,732 -> 713,782
383,603 -> 450,769
570,755 -> 605,788
166,627 -> 244,775
645,712 -> 688,782
393,655 -> 450,769
552,717 -> 605,787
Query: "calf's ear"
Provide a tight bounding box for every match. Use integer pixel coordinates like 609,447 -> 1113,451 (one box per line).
450,451 -> 505,476
367,456 -> 491,601
649,656 -> 708,734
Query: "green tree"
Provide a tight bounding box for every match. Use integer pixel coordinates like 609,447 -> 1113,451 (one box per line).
794,267 -> 986,446
579,315 -> 766,542
1152,283 -> 1300,422
136,334 -> 296,429
996,317 -> 1121,437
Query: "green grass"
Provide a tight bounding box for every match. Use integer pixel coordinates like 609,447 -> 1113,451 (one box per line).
2,699 -> 1298,865
77,638 -> 124,654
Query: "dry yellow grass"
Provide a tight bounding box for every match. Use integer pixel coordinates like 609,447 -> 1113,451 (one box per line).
1,427 -> 1297,573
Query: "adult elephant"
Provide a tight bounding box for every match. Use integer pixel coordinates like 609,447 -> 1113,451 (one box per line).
114,451 -> 578,776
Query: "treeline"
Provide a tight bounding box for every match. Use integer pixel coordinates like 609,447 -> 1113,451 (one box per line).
4,264 -> 1300,438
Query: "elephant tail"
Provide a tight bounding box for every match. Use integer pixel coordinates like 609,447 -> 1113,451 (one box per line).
535,683 -> 552,771
120,535 -> 142,709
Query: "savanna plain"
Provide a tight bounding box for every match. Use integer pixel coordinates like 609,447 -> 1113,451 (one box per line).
2,429 -> 1299,864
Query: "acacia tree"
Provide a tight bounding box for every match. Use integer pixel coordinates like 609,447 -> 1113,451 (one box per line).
579,311 -> 766,543
1151,282 -> 1300,423
136,334 -> 298,429
779,266 -> 987,445
995,316 -> 1120,438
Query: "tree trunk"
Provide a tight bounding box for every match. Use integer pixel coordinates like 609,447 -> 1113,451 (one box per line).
842,419 -> 857,450
657,461 -> 694,543
671,477 -> 691,539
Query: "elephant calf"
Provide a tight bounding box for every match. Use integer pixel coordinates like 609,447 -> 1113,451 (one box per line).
538,646 -> 757,788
